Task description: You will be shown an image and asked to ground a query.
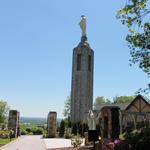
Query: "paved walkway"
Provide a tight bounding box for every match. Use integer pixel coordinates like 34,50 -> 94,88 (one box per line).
0,135 -> 46,150
44,138 -> 72,149
0,136 -> 85,150
44,138 -> 85,149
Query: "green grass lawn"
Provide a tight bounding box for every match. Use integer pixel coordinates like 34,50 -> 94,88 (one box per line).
0,138 -> 16,147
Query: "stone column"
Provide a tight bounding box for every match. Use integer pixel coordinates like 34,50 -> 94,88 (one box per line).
47,111 -> 57,138
70,38 -> 94,123
101,114 -> 104,139
148,113 -> 150,125
108,110 -> 112,139
119,110 -> 122,134
8,110 -> 20,138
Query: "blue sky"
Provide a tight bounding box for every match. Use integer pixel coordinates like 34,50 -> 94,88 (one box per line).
0,0 -> 149,118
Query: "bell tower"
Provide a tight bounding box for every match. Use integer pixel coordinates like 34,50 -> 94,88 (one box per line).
70,16 -> 94,122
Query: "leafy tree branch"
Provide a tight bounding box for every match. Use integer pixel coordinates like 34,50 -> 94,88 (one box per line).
117,0 -> 150,93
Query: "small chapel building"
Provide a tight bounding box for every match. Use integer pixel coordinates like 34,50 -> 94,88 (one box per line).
94,94 -> 150,138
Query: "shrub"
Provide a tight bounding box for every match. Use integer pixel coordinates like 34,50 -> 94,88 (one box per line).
32,127 -> 44,135
71,134 -> 83,147
114,127 -> 150,150
0,129 -> 9,138
131,127 -> 150,150
64,127 -> 72,139
42,132 -> 48,138
26,128 -> 32,133
20,126 -> 44,135
20,129 -> 27,135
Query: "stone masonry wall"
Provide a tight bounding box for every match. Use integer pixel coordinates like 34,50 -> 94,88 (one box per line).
71,39 -> 94,123
47,111 -> 57,138
8,110 -> 19,137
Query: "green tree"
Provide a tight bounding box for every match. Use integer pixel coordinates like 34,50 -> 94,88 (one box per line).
117,0 -> 150,93
59,119 -> 65,137
94,96 -> 111,107
0,100 -> 9,125
63,96 -> 71,119
113,96 -> 134,104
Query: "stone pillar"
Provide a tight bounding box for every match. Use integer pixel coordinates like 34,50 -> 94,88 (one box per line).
70,35 -> 94,123
108,110 -> 111,139
100,113 -> 104,139
47,111 -> 57,138
148,113 -> 150,125
119,111 -> 122,134
8,110 -> 20,138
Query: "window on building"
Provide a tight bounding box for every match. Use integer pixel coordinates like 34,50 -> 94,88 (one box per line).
77,54 -> 81,71
88,55 -> 91,71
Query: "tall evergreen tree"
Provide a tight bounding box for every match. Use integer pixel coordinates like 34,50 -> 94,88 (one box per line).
59,119 -> 65,137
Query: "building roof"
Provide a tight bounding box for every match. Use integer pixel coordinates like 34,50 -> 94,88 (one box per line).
125,94 -> 150,111
94,103 -> 130,111
94,94 -> 150,112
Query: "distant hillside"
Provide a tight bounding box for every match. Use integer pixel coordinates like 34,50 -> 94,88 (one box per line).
20,117 -> 62,125
20,117 -> 47,125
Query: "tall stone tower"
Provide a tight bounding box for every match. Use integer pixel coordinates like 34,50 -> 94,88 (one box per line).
71,16 -> 94,123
